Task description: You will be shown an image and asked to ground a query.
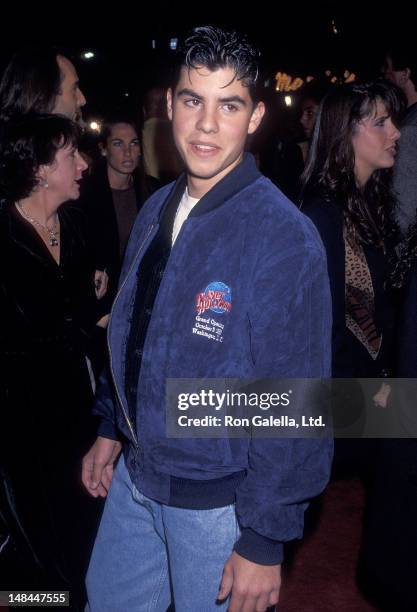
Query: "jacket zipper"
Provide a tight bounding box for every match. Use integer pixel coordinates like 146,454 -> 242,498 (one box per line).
107,223 -> 155,449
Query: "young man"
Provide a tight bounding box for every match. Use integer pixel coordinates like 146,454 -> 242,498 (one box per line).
383,44 -> 417,235
82,26 -> 332,611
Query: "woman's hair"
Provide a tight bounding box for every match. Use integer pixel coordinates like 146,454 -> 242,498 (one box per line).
96,114 -> 156,200
301,79 -> 404,247
0,113 -> 80,203
98,115 -> 140,148
298,79 -> 331,110
0,47 -> 63,121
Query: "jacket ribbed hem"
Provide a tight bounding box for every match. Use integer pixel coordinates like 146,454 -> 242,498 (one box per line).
168,471 -> 246,509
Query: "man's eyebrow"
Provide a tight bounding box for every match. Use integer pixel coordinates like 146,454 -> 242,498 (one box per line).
176,89 -> 247,106
218,95 -> 247,106
177,88 -> 203,100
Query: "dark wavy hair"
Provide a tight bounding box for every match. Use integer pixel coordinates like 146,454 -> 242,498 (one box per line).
386,41 -> 417,90
171,25 -> 261,102
98,114 -> 140,148
0,114 -> 80,203
0,47 -> 65,122
301,79 -> 404,248
96,114 -> 155,199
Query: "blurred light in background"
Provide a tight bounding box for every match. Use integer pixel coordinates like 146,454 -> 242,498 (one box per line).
89,121 -> 101,133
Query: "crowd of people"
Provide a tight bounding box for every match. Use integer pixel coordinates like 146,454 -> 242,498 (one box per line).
0,25 -> 417,612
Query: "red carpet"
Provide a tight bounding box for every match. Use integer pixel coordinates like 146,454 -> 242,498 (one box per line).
0,479 -> 377,612
279,478 -> 378,611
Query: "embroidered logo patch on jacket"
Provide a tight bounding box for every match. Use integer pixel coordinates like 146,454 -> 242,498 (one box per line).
192,282 -> 232,343
195,281 -> 232,315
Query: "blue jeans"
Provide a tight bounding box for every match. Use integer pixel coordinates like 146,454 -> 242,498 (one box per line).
86,455 -> 240,611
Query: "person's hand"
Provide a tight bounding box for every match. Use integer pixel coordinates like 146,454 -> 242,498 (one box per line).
96,314 -> 110,329
82,436 -> 122,498
373,382 -> 392,408
217,551 -> 281,611
94,269 -> 108,299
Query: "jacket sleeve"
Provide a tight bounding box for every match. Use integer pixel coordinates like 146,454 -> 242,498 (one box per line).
234,213 -> 333,565
397,261 -> 417,377
302,200 -> 353,377
393,123 -> 417,235
93,367 -> 120,441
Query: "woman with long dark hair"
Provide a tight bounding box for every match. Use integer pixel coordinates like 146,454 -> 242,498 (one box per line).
301,80 -> 402,376
300,80 -> 403,461
299,77 -> 417,609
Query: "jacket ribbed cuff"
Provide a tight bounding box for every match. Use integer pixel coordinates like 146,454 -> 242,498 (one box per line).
97,417 -> 118,441
234,528 -> 284,565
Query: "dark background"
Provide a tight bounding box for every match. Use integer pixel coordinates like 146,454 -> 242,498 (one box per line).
0,2 -> 408,123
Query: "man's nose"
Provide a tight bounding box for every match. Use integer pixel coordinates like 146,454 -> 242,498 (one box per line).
196,107 -> 218,133
77,88 -> 86,107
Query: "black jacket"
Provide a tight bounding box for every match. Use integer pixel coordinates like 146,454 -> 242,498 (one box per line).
302,194 -> 398,378
0,203 -> 105,357
77,161 -> 159,294
0,202 -> 105,597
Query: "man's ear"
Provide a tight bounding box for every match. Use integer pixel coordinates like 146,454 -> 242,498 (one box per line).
167,88 -> 173,121
99,143 -> 107,157
397,67 -> 411,87
248,101 -> 265,135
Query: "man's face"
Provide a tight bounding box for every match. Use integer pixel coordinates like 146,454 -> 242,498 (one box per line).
53,55 -> 86,121
383,55 -> 406,89
300,98 -> 319,139
167,66 -> 264,198
102,123 -> 141,176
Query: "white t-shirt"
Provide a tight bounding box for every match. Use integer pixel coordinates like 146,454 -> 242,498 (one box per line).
172,188 -> 200,245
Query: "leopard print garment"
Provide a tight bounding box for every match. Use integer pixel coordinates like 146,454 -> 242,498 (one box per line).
345,231 -> 382,360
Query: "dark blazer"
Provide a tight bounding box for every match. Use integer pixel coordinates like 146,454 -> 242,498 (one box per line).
393,102 -> 417,235
301,194 -> 398,378
0,203 -> 105,596
397,259 -> 417,376
77,161 -> 159,294
0,203 -> 105,356
359,259 -> 417,611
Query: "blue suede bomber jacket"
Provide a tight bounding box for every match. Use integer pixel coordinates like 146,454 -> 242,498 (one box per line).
94,154 -> 333,565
